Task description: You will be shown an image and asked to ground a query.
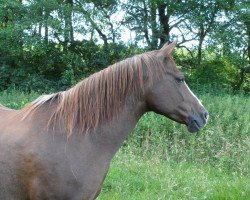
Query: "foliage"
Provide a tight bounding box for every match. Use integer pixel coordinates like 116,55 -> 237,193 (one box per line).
0,37 -> 140,92
0,0 -> 249,92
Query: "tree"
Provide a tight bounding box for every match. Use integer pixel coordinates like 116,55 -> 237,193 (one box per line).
123,0 -> 191,49
0,0 -> 25,67
183,0 -> 229,65
74,0 -> 120,47
0,0 -> 249,92
208,0 -> 250,90
230,0 -> 250,90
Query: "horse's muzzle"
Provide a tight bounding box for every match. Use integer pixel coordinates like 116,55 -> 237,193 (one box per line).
187,110 -> 209,133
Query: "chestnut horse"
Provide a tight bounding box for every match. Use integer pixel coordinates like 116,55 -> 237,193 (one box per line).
0,41 -> 208,200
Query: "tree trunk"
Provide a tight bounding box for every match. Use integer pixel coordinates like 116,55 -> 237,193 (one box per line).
44,11 -> 49,45
142,0 -> 151,47
197,24 -> 205,66
158,3 -> 170,47
245,21 -> 250,65
38,7 -> 43,37
149,0 -> 157,49
96,28 -> 108,47
64,0 -> 74,44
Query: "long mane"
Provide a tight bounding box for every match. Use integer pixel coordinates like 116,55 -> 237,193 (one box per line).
20,50 -> 171,137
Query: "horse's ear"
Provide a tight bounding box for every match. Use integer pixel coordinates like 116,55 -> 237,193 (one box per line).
160,39 -> 177,56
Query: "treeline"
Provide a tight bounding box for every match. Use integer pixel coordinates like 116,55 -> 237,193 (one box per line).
0,0 -> 249,92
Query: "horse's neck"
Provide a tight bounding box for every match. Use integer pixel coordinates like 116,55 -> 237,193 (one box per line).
82,96 -> 147,158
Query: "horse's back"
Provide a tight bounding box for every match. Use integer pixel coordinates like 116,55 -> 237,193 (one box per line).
0,104 -> 18,130
0,103 -> 13,110
0,106 -> 28,199
0,104 -> 16,119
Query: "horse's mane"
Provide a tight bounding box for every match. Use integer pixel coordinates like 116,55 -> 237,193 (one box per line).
20,50 -> 173,137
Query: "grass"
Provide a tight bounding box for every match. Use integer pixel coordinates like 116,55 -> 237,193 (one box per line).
0,88 -> 249,199
99,151 -> 250,200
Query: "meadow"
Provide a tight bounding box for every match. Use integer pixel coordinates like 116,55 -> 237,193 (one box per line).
0,88 -> 249,200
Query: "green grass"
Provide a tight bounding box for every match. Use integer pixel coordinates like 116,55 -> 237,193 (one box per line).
121,91 -> 250,179
0,90 -> 39,109
0,89 -> 249,199
98,151 -> 249,200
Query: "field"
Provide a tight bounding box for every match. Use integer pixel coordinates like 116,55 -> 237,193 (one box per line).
0,89 -> 249,200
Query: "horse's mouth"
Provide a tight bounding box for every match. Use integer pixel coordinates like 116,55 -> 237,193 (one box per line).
187,120 -> 200,132
187,115 -> 206,133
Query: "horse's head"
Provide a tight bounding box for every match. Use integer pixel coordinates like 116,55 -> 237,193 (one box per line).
145,41 -> 208,132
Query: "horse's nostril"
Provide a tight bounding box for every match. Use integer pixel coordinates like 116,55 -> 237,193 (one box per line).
193,119 -> 200,127
203,111 -> 209,120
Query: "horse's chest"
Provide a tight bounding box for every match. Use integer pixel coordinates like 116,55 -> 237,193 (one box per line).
24,155 -> 109,200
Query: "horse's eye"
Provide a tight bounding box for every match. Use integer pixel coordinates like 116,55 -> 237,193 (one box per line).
176,77 -> 185,83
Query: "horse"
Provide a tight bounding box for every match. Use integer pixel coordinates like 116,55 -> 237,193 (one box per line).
0,41 -> 208,200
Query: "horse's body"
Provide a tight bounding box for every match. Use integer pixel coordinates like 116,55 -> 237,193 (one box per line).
0,102 -> 137,199
0,41 -> 208,200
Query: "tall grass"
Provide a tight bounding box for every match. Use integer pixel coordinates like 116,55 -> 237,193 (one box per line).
126,91 -> 250,175
0,90 -> 39,109
0,88 -> 249,199
99,151 -> 250,200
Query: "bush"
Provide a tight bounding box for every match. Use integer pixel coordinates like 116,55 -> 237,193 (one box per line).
0,37 -> 142,92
